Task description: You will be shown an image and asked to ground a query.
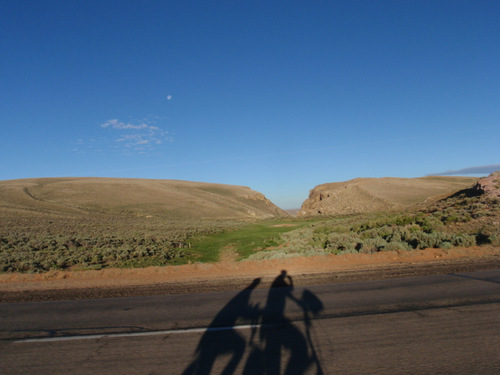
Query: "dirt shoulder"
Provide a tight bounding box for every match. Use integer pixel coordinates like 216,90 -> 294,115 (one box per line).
1,247 -> 499,303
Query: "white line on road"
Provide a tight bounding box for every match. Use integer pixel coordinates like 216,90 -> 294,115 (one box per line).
15,323 -> 262,344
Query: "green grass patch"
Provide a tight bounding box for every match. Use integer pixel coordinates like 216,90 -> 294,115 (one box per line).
188,220 -> 306,262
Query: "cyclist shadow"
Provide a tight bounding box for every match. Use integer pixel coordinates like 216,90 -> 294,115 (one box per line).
182,270 -> 324,375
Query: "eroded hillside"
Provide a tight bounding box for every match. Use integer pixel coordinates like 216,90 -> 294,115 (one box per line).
0,178 -> 289,272
298,176 -> 478,216
245,172 -> 500,261
0,177 -> 288,219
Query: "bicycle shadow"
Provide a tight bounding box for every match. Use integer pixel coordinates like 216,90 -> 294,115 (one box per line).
182,270 -> 324,375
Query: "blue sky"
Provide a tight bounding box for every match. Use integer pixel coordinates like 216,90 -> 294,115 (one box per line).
1,1 -> 499,208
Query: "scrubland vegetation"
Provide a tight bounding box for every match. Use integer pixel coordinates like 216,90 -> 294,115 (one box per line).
1,178 -> 498,273
0,215 -> 237,272
247,186 -> 499,260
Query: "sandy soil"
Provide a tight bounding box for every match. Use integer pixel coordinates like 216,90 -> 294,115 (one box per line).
1,246 -> 499,302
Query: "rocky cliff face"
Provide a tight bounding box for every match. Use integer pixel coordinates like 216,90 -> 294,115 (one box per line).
239,191 -> 290,218
476,171 -> 500,198
298,180 -> 393,216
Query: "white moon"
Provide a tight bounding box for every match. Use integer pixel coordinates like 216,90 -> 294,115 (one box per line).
167,95 -> 173,100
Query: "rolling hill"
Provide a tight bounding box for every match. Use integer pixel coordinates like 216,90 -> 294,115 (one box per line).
0,177 -> 289,220
298,176 -> 479,216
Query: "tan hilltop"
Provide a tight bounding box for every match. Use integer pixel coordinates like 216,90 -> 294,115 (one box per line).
0,177 -> 289,219
298,176 -> 479,216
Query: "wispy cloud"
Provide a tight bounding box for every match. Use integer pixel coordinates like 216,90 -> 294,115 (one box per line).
100,117 -> 171,153
428,164 -> 500,176
72,117 -> 171,155
101,119 -> 159,131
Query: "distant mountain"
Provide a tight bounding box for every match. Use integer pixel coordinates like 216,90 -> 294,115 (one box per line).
284,208 -> 300,216
0,177 -> 289,219
298,176 -> 479,216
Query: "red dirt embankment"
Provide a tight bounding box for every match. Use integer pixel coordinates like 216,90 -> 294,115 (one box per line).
1,246 -> 499,302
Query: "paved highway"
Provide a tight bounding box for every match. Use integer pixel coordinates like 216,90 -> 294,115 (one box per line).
1,269 -> 499,374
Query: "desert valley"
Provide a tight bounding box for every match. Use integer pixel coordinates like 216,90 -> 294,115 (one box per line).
0,172 -> 499,301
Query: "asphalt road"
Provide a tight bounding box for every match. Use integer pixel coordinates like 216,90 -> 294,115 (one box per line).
1,269 -> 500,374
